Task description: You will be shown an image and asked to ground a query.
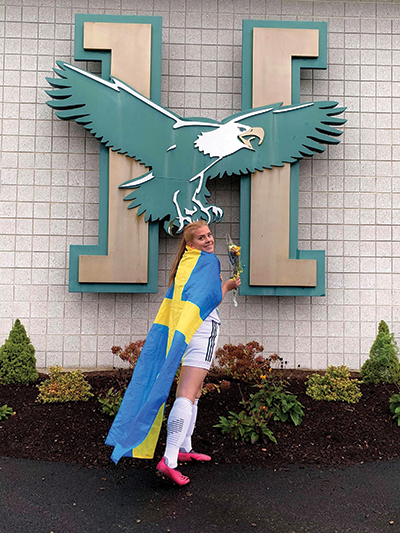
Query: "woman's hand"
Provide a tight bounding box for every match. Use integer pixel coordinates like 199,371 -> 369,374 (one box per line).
224,277 -> 241,291
221,276 -> 241,300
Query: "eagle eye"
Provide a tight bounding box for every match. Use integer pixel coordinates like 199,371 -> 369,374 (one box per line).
239,127 -> 246,132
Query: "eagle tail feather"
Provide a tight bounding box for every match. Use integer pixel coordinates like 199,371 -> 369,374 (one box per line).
137,205 -> 146,217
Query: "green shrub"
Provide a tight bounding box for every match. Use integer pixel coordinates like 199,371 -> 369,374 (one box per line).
0,319 -> 38,385
361,320 -> 400,384
215,409 -> 277,444
98,387 -> 124,416
36,366 -> 93,403
306,365 -> 362,403
0,404 -> 14,421
389,394 -> 400,426
214,374 -> 304,444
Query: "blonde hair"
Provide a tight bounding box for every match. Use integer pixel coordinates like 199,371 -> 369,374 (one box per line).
168,220 -> 208,287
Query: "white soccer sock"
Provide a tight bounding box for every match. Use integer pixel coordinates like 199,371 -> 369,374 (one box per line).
164,396 -> 193,469
180,398 -> 199,453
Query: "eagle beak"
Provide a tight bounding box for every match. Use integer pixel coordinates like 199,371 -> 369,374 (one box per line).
238,127 -> 265,150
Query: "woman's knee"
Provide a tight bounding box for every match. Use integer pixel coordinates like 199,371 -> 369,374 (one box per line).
194,386 -> 203,400
176,366 -> 207,402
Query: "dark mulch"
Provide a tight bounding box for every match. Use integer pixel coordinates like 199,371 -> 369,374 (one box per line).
1,369 -> 400,470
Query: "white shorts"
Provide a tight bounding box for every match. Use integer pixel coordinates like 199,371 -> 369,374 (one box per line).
181,318 -> 220,371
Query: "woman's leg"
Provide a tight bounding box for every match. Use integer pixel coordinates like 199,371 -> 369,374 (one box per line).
180,398 -> 198,453
157,366 -> 207,485
176,365 -> 207,402
164,366 -> 207,468
177,366 -> 207,454
157,320 -> 219,484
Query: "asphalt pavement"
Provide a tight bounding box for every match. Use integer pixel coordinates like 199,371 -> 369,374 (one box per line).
1,455 -> 400,533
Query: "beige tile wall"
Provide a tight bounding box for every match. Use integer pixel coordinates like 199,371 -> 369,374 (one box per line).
1,0 -> 400,369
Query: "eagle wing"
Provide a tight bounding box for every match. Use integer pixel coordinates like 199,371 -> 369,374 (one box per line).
205,101 -> 346,180
46,62 -> 223,224
46,61 -> 218,172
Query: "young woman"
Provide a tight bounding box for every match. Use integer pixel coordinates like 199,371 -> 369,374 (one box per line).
156,220 -> 240,485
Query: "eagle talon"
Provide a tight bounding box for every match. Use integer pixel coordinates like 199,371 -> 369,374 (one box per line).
205,205 -> 224,223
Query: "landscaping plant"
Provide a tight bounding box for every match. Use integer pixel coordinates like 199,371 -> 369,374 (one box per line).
0,404 -> 14,421
215,370 -> 304,444
306,365 -> 362,403
0,318 -> 38,385
215,341 -> 272,382
98,387 -> 124,416
36,366 -> 93,403
361,320 -> 400,384
202,380 -> 230,395
111,340 -> 145,369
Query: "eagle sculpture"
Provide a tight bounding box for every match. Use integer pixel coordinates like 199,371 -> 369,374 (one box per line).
46,61 -> 345,233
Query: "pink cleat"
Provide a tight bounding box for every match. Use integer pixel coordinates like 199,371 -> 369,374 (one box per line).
156,457 -> 190,486
178,450 -> 211,462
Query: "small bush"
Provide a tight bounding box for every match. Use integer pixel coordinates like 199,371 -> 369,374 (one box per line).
215,373 -> 304,444
111,340 -> 145,369
360,320 -> 400,384
0,405 -> 14,421
0,319 -> 38,385
36,366 -> 93,403
98,387 -> 124,416
215,341 -> 277,382
306,365 -> 362,403
215,409 -> 277,444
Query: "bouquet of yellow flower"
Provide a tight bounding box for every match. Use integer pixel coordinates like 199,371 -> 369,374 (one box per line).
227,236 -> 243,307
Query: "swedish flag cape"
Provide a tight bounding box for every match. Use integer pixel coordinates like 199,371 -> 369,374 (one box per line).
105,247 -> 222,464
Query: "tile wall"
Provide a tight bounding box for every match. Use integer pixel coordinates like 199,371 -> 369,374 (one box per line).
1,0 -> 400,369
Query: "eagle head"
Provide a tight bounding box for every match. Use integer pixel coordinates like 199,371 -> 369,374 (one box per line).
194,121 -> 264,159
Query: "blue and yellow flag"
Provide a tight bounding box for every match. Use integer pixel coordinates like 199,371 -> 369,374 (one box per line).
105,247 -> 222,464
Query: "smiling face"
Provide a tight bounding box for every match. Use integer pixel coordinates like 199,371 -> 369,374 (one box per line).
188,225 -> 214,253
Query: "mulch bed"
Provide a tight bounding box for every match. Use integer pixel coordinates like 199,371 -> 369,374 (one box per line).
1,369 -> 400,470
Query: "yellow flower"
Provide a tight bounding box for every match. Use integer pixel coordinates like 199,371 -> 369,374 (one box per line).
229,245 -> 241,255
